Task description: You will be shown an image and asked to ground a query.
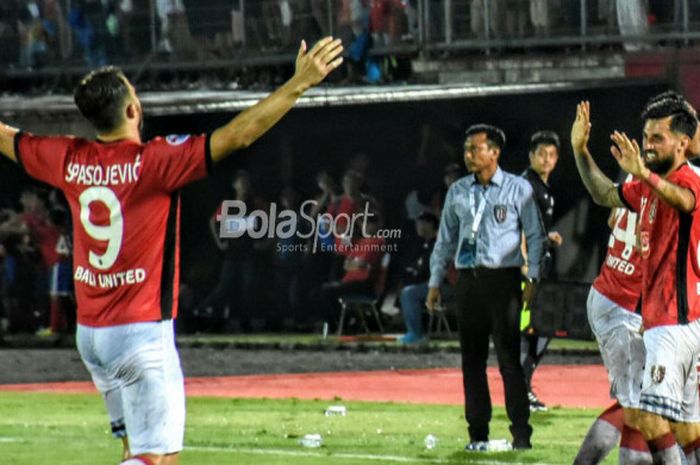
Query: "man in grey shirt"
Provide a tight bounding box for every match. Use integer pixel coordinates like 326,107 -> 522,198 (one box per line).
427,124 -> 545,451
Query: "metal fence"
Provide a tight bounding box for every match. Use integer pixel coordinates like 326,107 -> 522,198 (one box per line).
3,0 -> 700,71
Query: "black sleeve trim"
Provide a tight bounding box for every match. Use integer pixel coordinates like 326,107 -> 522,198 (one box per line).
13,131 -> 25,170
617,183 -> 635,211
204,133 -> 213,175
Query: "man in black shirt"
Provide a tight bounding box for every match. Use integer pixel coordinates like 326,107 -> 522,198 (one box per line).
520,130 -> 563,411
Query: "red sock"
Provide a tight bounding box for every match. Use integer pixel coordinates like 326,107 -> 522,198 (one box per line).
648,432 -> 678,453
682,436 -> 700,456
599,402 -> 624,432
621,425 -> 650,452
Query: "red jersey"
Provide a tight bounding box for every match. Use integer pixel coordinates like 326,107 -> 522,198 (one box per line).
592,208 -> 643,312
340,236 -> 386,283
22,211 -> 60,268
620,163 -> 700,328
15,132 -> 210,327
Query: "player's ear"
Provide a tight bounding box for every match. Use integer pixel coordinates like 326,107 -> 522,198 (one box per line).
125,102 -> 138,121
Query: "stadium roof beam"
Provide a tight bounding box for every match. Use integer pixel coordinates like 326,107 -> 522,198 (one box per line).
0,79 -> 663,119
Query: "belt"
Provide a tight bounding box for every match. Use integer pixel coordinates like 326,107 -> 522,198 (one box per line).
458,267 -> 520,279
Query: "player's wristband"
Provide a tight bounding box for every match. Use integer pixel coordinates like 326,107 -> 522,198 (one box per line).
645,172 -> 662,189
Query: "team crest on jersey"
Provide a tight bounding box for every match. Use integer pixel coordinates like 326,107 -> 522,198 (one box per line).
640,231 -> 651,259
650,365 -> 666,384
648,199 -> 658,224
166,134 -> 191,146
493,205 -> 507,223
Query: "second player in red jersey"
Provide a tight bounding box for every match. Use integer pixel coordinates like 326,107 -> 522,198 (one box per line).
620,163 -> 700,328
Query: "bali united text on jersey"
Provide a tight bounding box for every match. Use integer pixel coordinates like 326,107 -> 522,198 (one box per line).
619,163 -> 700,328
15,132 -> 211,327
592,206 -> 642,312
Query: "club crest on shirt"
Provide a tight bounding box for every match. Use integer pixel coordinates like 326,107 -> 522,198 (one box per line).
650,365 -> 666,384
640,231 -> 651,259
166,134 -> 191,146
493,205 -> 507,223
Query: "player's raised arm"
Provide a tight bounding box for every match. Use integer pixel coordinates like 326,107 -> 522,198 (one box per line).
570,101 -> 625,208
210,37 -> 344,162
610,130 -> 696,213
0,122 -> 20,163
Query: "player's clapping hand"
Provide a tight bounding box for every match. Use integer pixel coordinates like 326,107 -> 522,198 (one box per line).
571,101 -> 592,155
610,131 -> 647,179
294,37 -> 344,90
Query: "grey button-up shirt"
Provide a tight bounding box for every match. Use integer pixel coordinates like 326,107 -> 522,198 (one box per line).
429,166 -> 545,287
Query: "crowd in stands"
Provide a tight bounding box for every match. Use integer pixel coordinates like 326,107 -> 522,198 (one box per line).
2,1 -> 698,74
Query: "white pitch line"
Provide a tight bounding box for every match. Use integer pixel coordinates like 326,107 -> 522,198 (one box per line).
0,437 -> 25,443
187,444 -> 557,465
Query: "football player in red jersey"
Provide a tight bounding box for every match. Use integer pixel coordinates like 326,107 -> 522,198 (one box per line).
572,96 -> 700,464
574,92 -> 700,465
0,37 -> 343,465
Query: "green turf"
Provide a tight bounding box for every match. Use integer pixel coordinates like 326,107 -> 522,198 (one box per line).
0,392 -> 616,464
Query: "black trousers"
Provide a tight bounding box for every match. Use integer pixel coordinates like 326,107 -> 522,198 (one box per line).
455,267 -> 532,443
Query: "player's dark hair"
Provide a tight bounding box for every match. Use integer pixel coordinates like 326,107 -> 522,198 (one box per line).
529,130 -> 560,152
465,124 -> 506,150
74,66 -> 131,133
642,94 -> 698,139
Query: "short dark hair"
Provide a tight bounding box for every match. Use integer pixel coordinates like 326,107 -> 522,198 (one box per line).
641,92 -> 698,139
417,211 -> 439,229
465,124 -> 506,150
74,66 -> 130,132
529,130 -> 560,152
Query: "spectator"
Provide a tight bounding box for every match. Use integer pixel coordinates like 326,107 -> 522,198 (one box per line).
470,0 -> 502,39
370,0 -> 391,46
36,207 -> 75,337
17,0 -> 48,69
274,187 -> 306,328
156,0 -> 197,57
42,0 -> 71,61
329,169 -> 377,263
530,0 -> 553,37
616,0 -> 649,51
310,214 -> 386,329
311,0 -> 330,36
505,0 -> 529,39
397,212 -> 446,344
116,0 -> 134,57
196,170 -> 267,332
430,162 -> 463,214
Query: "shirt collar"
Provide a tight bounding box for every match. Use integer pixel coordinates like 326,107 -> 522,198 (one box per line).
468,166 -> 504,187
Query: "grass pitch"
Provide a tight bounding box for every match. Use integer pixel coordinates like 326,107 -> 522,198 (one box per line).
0,392 -> 614,465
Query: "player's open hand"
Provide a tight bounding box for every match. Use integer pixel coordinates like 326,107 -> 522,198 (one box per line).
610,131 -> 647,179
294,37 -> 343,90
571,101 -> 592,155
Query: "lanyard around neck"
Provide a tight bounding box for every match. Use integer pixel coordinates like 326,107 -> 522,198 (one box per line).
468,185 -> 488,242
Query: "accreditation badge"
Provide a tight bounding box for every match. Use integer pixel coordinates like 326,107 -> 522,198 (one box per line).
458,237 -> 477,266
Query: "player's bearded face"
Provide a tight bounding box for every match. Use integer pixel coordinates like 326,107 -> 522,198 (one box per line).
643,148 -> 674,174
643,119 -> 681,175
